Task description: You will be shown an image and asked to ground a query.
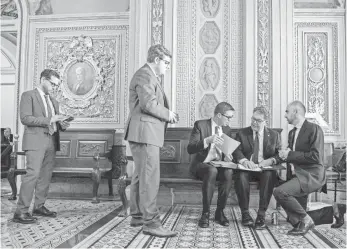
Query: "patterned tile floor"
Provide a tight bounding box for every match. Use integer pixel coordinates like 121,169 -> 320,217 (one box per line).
1,196 -> 346,248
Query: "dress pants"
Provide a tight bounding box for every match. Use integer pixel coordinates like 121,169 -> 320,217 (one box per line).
16,134 -> 56,214
196,162 -> 233,213
129,142 -> 161,229
234,170 -> 276,216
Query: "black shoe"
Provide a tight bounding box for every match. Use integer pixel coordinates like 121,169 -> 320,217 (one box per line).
215,209 -> 229,226
241,212 -> 254,226
254,215 -> 266,230
287,221 -> 301,235
33,206 -> 57,218
198,212 -> 210,228
331,203 -> 346,228
13,213 -> 37,224
289,218 -> 315,236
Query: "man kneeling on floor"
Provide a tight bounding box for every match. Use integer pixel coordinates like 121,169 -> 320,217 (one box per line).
187,102 -> 235,228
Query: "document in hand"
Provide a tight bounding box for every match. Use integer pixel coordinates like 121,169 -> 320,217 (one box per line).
216,134 -> 240,155
209,161 -> 238,169
236,164 -> 285,172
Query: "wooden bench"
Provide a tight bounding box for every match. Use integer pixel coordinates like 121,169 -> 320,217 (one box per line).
116,127 -> 283,217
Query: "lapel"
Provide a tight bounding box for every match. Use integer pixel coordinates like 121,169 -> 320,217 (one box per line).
246,126 -> 254,151
263,127 -> 270,152
294,120 -> 308,150
205,119 -> 212,152
145,64 -> 169,109
34,89 -> 47,117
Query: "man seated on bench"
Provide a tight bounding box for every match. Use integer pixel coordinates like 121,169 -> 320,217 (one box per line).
187,102 -> 235,228
232,106 -> 281,229
1,127 -> 13,168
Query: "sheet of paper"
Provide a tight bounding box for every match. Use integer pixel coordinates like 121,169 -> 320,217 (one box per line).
216,134 -> 240,156
210,161 -> 238,169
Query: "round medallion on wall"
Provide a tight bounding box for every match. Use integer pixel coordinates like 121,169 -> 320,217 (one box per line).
308,67 -> 325,83
199,57 -> 220,91
199,21 -> 221,54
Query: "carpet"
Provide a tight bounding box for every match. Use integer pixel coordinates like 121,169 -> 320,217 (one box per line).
74,205 -> 346,249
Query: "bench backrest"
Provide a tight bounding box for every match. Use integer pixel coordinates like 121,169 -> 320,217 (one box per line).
159,127 -> 283,179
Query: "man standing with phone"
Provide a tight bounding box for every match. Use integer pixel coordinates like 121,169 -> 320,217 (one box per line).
124,45 -> 178,237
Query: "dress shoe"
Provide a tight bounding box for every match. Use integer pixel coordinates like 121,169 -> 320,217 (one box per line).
198,212 -> 210,228
13,213 -> 37,224
33,206 -> 57,218
289,218 -> 315,236
241,212 -> 254,226
331,203 -> 346,228
130,217 -> 144,227
215,209 -> 229,226
143,225 -> 177,237
287,221 -> 301,235
254,215 -> 266,230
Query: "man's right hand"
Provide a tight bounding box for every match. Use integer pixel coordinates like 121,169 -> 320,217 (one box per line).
50,115 -> 66,123
169,111 -> 179,124
242,160 -> 258,170
206,135 -> 224,146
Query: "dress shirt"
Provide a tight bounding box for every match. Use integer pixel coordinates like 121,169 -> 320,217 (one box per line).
203,118 -> 222,162
290,118 -> 305,174
37,88 -> 57,131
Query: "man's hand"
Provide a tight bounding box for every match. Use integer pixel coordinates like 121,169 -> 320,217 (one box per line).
242,160 -> 258,170
206,135 -> 224,147
169,111 -> 179,124
224,154 -> 233,162
259,159 -> 273,168
50,115 -> 66,123
279,148 -> 290,161
59,121 -> 70,130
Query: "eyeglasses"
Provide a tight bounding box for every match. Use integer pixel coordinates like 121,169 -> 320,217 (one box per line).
46,78 -> 59,86
221,113 -> 233,121
251,117 -> 265,123
160,58 -> 171,66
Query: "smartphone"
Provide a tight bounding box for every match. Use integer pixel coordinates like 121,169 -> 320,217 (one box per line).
64,116 -> 74,122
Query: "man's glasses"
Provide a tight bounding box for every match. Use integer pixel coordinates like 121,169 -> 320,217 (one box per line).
221,113 -> 233,121
251,117 -> 265,123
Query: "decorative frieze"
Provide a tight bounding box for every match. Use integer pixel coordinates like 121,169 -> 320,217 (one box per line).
199,57 -> 220,91
200,0 -> 221,18
151,0 -> 164,45
199,21 -> 221,54
77,141 -> 107,157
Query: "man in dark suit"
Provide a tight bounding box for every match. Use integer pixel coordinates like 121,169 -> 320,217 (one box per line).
124,45 -> 178,237
1,127 -> 13,167
232,106 -> 281,229
274,100 -> 326,235
187,102 -> 235,228
13,69 -> 69,224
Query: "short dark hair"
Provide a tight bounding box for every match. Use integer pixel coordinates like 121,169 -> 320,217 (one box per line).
40,69 -> 60,81
147,44 -> 172,63
253,106 -> 269,120
214,102 -> 235,115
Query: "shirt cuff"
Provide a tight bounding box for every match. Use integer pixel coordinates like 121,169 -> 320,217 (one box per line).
203,138 -> 208,149
270,157 -> 276,165
239,158 -> 248,164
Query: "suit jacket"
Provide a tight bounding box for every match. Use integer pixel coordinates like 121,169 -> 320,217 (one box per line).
232,126 -> 281,164
124,64 -> 170,147
287,120 -> 326,193
20,89 -> 61,151
187,119 -> 234,177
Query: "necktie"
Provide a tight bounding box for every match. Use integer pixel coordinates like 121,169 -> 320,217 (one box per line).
253,132 -> 259,164
44,95 -> 56,135
215,126 -> 222,160
289,127 -> 297,150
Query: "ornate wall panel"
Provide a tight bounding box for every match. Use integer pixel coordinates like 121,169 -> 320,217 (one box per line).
257,0 -> 272,122
294,21 -> 341,135
77,141 -> 107,158
29,21 -> 129,128
56,140 -> 71,158
151,0 -> 164,45
175,0 -> 243,127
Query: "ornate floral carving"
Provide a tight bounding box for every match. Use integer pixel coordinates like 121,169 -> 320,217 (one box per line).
306,34 -> 328,121
35,0 -> 53,15
199,57 -> 220,91
56,141 -> 71,157
45,35 -> 118,120
78,142 -> 106,157
151,0 -> 164,45
160,145 -> 176,159
0,0 -> 18,19
257,0 -> 272,122
199,21 -> 221,54
199,94 -> 219,119
200,0 -> 220,18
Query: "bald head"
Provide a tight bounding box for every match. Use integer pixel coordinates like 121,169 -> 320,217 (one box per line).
289,100 -> 306,116
285,100 -> 306,125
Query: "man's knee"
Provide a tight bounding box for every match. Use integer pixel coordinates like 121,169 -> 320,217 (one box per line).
273,187 -> 288,199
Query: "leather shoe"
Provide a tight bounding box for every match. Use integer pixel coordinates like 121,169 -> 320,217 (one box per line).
287,221 -> 301,235
289,218 -> 315,236
215,209 -> 229,226
13,213 -> 37,224
130,217 -> 144,227
241,212 -> 254,226
198,212 -> 210,228
33,206 -> 57,218
143,225 -> 177,237
254,215 -> 266,230
331,203 -> 346,228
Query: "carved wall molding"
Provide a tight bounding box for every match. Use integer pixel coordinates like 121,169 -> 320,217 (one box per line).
294,0 -> 345,9
199,57 -> 220,91
151,0 -> 164,45
199,94 -> 219,119
199,21 -> 221,54
0,0 -> 18,19
294,22 -> 340,135
56,140 -> 71,158
77,141 -> 107,158
31,24 -> 129,127
257,0 -> 272,122
200,0 -> 221,18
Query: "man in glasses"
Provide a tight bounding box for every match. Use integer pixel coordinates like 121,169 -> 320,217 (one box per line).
124,44 -> 178,237
13,69 -> 70,224
232,106 -> 281,229
187,102 -> 235,228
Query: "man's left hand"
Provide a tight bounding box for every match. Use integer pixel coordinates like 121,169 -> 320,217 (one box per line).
259,159 -> 273,168
60,121 -> 70,130
224,154 -> 233,162
279,148 -> 290,160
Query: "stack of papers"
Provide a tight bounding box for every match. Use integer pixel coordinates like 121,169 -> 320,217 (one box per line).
209,161 -> 285,172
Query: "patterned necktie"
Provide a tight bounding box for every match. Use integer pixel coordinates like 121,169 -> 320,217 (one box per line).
44,95 -> 56,135
215,126 -> 222,160
289,127 -> 297,151
253,132 -> 259,164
